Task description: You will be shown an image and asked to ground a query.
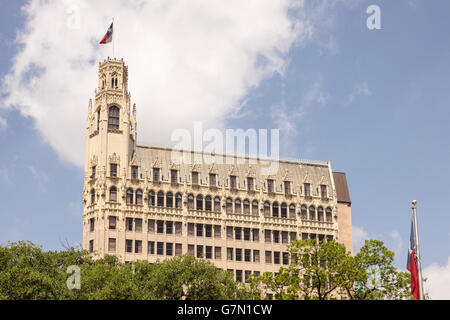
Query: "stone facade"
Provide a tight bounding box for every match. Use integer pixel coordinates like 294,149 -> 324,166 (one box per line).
82,58 -> 353,281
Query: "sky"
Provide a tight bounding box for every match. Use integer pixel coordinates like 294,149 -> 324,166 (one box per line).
0,0 -> 449,299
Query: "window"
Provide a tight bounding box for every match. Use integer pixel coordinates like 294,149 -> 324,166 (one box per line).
235,227 -> 242,240
236,270 -> 242,282
282,231 -> 288,244
89,240 -> 94,253
110,163 -> 117,177
135,240 -> 142,254
230,175 -> 237,189
252,200 -> 258,215
153,168 -> 160,182
135,218 -> 142,232
267,179 -> 274,193
188,223 -> 195,236
157,191 -> 164,207
290,232 -> 297,242
126,218 -> 133,231
148,241 -> 155,254
318,207 -> 324,222
236,248 -> 242,261
214,225 -> 221,238
125,240 -> 132,253
245,249 -> 251,262
148,219 -> 155,233
302,233 -> 308,240
265,230 -> 271,243
319,234 -> 325,243
214,197 -> 220,212
131,166 -> 138,179
108,106 -> 120,130
264,202 -> 270,216
273,231 -> 280,243
226,226 -> 233,240
175,243 -> 182,256
109,186 -> 117,202
253,250 -> 260,263
205,196 -> 212,211
243,199 -> 250,214
284,181 -> 291,194
209,173 -> 216,187
235,199 -> 241,214
196,195 -> 203,210
157,242 -> 164,255
301,205 -> 307,220
245,270 -> 252,282
108,216 -> 116,230
289,204 -> 296,219
91,166 -> 96,179
215,247 -> 222,260
326,207 -> 332,222
205,224 -> 212,237
126,188 -> 133,204
274,252 -> 280,264
157,220 -> 164,234
252,229 -> 259,242
90,189 -> 95,205
196,224 -> 203,237
108,238 -> 116,252
188,244 -> 195,256
226,198 -> 233,213
196,245 -> 203,258
89,218 -> 95,232
171,169 -> 178,183
247,177 -> 254,191
281,203 -> 287,218
304,183 -> 311,196
166,192 -> 173,208
244,228 -> 250,241
205,246 -> 212,259
166,243 -> 173,256
309,206 -> 316,221
135,189 -> 143,205
192,171 -> 199,185
321,185 -> 327,198
283,252 -> 289,265
265,251 -> 272,264
327,235 -> 334,242
166,221 -> 173,234
272,202 -> 279,217
149,190 -> 155,206
227,248 -> 234,261
175,193 -> 182,208
97,110 -> 100,131
187,194 -> 194,209
175,222 -> 182,235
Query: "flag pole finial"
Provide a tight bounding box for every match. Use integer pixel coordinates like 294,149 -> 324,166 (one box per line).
412,200 -> 417,206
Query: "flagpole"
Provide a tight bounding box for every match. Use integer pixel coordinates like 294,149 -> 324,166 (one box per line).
112,17 -> 115,58
412,200 -> 424,300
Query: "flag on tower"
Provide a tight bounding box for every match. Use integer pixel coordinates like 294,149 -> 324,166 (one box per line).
99,22 -> 113,44
407,217 -> 420,300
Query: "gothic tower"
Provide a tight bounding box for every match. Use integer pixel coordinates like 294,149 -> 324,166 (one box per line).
82,58 -> 137,254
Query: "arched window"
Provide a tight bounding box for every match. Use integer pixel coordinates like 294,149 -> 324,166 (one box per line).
214,197 -> 221,212
272,202 -> 279,217
91,189 -> 96,205
318,206 -> 324,222
252,200 -> 258,215
148,190 -> 155,206
264,201 -> 270,216
289,204 -> 296,219
309,206 -> 316,221
281,203 -> 287,218
136,189 -> 143,205
243,199 -> 250,215
109,186 -> 117,202
166,192 -> 173,208
157,191 -> 164,207
126,188 -> 133,205
226,198 -> 233,214
187,194 -> 194,209
108,106 -> 120,130
205,196 -> 212,211
196,195 -> 203,210
301,205 -> 307,220
235,198 -> 241,214
326,207 -> 332,222
175,193 -> 182,208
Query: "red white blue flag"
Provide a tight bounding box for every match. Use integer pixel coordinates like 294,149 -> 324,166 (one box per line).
99,22 -> 113,44
407,217 -> 420,300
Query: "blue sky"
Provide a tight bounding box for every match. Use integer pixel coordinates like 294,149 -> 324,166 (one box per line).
1,0 -> 449,298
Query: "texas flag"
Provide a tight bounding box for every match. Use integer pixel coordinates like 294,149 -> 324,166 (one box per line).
99,22 -> 113,44
406,218 -> 420,300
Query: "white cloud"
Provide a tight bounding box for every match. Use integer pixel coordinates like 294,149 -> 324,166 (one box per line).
1,0 -> 312,168
0,116 -> 6,130
345,81 -> 372,106
352,225 -> 370,252
423,257 -> 450,300
27,165 -> 49,193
